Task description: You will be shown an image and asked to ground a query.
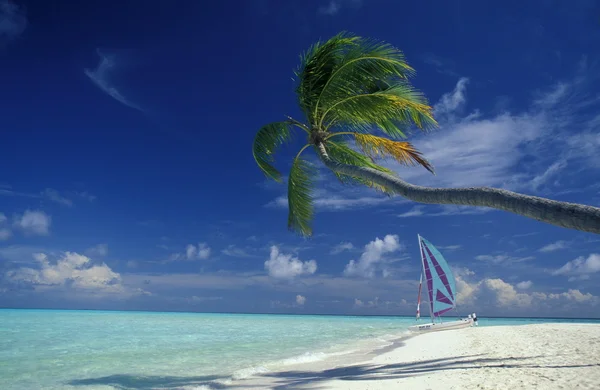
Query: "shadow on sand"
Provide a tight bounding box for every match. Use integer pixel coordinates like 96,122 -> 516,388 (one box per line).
67,354 -> 600,390
257,354 -> 600,390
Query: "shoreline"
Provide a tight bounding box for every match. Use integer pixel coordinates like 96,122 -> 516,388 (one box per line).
234,323 -> 600,389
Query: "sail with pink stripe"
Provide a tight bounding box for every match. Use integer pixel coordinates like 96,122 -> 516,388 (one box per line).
418,235 -> 458,318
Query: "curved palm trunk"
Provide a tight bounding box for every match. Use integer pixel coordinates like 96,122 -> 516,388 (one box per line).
316,143 -> 600,235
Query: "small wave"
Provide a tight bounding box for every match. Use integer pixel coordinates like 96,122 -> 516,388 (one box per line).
280,351 -> 328,365
230,365 -> 270,380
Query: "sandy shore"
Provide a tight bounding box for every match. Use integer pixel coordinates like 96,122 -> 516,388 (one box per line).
236,323 -> 600,389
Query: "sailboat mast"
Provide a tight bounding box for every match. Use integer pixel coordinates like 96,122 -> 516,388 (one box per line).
417,234 -> 435,324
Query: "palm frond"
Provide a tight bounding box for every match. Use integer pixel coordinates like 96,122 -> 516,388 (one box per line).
288,157 -> 317,237
325,141 -> 395,194
354,133 -> 435,174
321,83 -> 437,138
253,121 -> 293,182
294,32 -> 360,123
314,37 -> 415,116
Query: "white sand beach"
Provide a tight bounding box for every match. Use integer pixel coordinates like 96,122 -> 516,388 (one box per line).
238,323 -> 600,389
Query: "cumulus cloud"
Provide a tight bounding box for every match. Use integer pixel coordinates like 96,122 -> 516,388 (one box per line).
516,280 -> 533,290
330,242 -> 354,254
296,294 -> 306,305
344,234 -> 402,278
455,270 -> 598,314
0,0 -> 27,43
165,243 -> 211,262
552,254 -> 600,281
5,252 -> 144,296
84,49 -> 142,111
539,240 -> 570,253
13,210 -> 51,236
185,243 -> 211,260
264,246 -> 317,279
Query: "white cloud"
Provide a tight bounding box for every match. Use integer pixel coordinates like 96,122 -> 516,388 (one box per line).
539,240 -> 570,253
475,254 -> 534,265
221,245 -> 254,258
296,294 -> 306,305
516,280 -> 533,290
455,271 -> 598,311
185,243 -> 211,260
438,245 -> 462,251
41,188 -> 73,207
353,298 -> 364,307
529,160 -> 568,192
397,206 -> 425,218
264,246 -> 317,279
166,243 -> 211,262
434,77 -> 469,117
13,210 -> 51,236
397,204 -> 488,218
84,49 -> 142,111
85,244 -> 108,257
267,192 -> 403,212
0,212 -> 6,224
552,253 -> 600,281
5,252 -> 144,296
384,69 -> 600,196
344,234 -> 402,278
331,242 -> 354,254
0,0 -> 27,43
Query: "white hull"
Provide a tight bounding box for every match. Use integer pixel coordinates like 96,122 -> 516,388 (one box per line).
408,318 -> 473,333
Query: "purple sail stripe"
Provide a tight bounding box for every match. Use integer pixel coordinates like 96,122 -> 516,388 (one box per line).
435,289 -> 453,305
423,242 -> 454,300
433,307 -> 454,317
421,242 -> 434,307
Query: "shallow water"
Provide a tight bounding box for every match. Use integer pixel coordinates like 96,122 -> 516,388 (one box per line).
1,309 -> 597,389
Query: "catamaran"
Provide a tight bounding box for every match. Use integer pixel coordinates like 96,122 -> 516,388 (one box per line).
408,234 -> 476,333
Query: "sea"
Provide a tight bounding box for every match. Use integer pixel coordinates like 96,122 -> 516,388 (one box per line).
1,309 -> 598,390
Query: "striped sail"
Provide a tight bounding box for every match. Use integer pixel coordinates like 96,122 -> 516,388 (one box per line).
419,236 -> 457,317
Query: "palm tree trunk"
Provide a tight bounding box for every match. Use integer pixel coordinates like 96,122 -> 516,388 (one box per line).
315,142 -> 600,235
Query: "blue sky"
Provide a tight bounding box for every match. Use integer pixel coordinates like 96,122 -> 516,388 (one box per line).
1,0 -> 599,317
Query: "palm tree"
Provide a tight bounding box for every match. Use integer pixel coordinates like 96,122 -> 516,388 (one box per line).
252,32 -> 600,236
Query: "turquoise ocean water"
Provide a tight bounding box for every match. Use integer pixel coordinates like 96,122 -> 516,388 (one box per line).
1,309 -> 598,390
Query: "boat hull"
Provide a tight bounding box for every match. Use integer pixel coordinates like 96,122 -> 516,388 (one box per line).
408,318 -> 473,333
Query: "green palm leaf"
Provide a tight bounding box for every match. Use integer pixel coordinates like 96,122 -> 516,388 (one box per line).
314,38 -> 415,116
252,121 -> 293,182
321,83 -> 437,137
294,32 -> 360,123
326,141 -> 395,194
287,157 -> 317,236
